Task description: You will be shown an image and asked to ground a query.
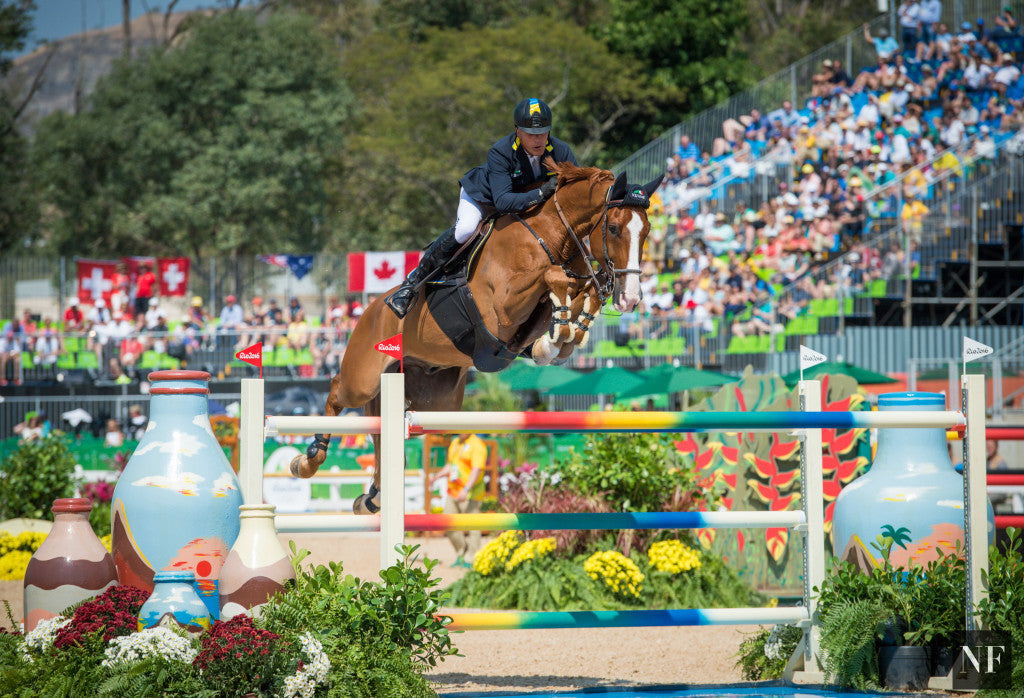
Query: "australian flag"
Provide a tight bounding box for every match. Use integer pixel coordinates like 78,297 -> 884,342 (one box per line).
259,254 -> 315,280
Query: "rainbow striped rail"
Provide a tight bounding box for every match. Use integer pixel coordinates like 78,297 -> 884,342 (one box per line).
274,510 -> 807,534
239,374 -> 991,672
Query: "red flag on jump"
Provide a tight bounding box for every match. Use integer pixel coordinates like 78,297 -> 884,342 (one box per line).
235,342 -> 263,378
374,333 -> 403,372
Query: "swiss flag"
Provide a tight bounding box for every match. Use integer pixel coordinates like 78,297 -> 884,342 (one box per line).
157,257 -> 190,296
347,251 -> 422,293
77,259 -> 117,305
235,342 -> 263,378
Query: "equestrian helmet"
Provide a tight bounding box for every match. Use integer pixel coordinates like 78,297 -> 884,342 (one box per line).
513,98 -> 552,134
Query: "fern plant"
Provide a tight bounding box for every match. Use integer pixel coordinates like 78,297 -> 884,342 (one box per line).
818,598 -> 891,689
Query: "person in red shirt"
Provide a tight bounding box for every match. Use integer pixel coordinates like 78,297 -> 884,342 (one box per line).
63,298 -> 84,331
133,262 -> 157,317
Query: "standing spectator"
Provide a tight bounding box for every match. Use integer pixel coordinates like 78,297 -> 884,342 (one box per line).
219,294 -> 245,349
111,261 -> 131,312
430,433 -> 489,568
86,299 -> 114,367
897,0 -> 922,51
0,324 -> 24,385
917,0 -> 942,45
864,24 -> 900,61
132,262 -> 157,318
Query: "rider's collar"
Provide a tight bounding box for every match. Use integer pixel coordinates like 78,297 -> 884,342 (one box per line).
511,135 -> 554,152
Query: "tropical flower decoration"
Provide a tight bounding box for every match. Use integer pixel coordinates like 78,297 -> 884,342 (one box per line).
583,550 -> 644,600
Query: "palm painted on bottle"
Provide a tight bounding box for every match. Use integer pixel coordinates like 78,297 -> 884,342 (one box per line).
879,524 -> 913,550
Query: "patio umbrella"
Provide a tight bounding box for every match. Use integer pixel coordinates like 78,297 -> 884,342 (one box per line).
619,364 -> 739,398
545,366 -> 647,397
781,361 -> 898,387
496,363 -> 581,392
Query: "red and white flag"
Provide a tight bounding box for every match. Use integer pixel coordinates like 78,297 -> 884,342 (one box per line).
77,259 -> 117,305
157,257 -> 190,296
347,251 -> 422,293
235,341 -> 263,378
374,333 -> 403,372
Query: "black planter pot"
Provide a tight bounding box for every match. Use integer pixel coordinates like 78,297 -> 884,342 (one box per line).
879,645 -> 931,690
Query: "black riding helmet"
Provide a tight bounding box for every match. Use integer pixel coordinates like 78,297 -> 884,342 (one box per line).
513,98 -> 552,134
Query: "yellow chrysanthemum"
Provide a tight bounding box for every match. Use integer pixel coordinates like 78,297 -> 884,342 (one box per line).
0,550 -> 34,581
472,530 -> 522,576
647,539 -> 702,574
583,550 -> 644,599
505,537 -> 556,571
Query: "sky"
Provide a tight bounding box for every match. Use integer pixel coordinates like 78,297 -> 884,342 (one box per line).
21,0 -> 227,55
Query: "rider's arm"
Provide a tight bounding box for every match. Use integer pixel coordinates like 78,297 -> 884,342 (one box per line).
486,147 -> 549,213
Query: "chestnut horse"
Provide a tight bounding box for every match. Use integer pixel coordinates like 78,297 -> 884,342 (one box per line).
290,161 -> 662,513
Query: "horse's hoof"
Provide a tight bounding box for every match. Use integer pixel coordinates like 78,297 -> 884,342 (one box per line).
289,455 -> 315,479
352,494 -> 372,515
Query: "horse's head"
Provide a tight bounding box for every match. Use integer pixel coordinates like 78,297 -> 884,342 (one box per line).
602,171 -> 665,311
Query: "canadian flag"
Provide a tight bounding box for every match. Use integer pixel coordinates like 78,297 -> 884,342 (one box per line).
77,259 -> 118,305
157,257 -> 190,296
347,251 -> 422,293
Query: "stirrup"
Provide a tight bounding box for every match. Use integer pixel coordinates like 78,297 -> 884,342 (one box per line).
385,285 -> 418,318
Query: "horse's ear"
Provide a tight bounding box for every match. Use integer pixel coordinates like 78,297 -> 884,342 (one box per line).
608,172 -> 628,201
642,174 -> 665,198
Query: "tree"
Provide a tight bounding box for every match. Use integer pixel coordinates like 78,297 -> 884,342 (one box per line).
0,0 -> 37,254
591,0 -> 752,140
333,15 -> 656,251
30,10 -> 352,262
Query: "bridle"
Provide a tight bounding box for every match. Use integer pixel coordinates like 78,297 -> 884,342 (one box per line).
548,184 -> 641,304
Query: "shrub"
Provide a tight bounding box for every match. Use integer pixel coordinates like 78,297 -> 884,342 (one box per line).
0,433 -> 79,520
735,623 -> 802,680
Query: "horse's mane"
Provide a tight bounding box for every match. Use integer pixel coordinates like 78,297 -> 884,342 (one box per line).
549,161 -> 614,186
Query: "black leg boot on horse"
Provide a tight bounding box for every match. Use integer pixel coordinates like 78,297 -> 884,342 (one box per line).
386,227 -> 461,318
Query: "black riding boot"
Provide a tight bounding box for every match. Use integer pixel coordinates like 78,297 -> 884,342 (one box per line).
385,227 -> 460,318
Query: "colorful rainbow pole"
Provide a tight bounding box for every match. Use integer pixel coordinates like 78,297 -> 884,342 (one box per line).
446,607 -> 808,631
274,510 -> 807,534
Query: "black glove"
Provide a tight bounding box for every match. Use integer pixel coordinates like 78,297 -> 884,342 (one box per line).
539,177 -> 558,199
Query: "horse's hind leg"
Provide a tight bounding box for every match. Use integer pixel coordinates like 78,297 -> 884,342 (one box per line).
288,371 -> 361,478
352,392 -> 383,514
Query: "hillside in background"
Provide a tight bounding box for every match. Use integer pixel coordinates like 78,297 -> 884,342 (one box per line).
4,10 -> 199,130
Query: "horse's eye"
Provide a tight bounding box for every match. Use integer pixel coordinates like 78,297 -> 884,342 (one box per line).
608,224 -> 621,237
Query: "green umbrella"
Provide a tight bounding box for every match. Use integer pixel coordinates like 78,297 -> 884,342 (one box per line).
545,366 -> 647,396
781,361 -> 898,387
620,364 -> 739,398
495,362 -> 581,392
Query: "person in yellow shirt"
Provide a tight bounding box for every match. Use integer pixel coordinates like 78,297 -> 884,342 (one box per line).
431,434 -> 488,568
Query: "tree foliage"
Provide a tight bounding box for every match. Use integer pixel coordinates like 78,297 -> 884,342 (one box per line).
334,15 -> 655,250
29,9 -> 352,260
0,0 -> 36,253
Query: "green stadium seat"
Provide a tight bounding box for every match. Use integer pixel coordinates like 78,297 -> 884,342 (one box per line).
74,352 -> 99,370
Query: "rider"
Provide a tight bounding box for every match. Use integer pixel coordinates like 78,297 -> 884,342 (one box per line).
385,97 -> 579,318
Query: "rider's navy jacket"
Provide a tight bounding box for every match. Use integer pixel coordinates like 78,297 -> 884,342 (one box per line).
459,133 -> 578,214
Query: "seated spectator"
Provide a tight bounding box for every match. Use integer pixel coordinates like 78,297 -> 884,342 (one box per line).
863,24 -> 900,61
286,308 -> 311,351
992,52 -> 1021,88
678,299 -> 714,347
704,212 -> 738,256
144,297 -> 167,330
812,59 -> 836,97
127,404 -> 148,440
677,134 -> 700,164
104,419 -> 126,448
994,6 -> 1019,37
961,55 -> 994,91
86,299 -> 114,366
731,291 -> 781,337
219,294 -> 246,348
119,332 -> 146,377
33,326 -> 62,368
972,124 -> 997,160
64,297 -> 84,332
0,324 -> 23,385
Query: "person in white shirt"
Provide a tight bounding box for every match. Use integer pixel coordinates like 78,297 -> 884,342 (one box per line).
973,125 -> 997,160
918,0 -> 942,44
963,58 -> 994,90
898,0 -> 922,50
993,53 -> 1022,87
144,298 -> 166,330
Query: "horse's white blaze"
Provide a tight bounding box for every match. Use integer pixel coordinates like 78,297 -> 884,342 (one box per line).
616,212 -> 643,311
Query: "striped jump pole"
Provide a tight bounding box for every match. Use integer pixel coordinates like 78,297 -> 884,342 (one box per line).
447,607 -> 809,632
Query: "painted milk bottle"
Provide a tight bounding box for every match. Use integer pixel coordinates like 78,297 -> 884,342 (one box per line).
832,391 -> 994,571
218,504 -> 295,619
137,570 -> 212,634
23,497 -> 118,632
111,370 -> 242,618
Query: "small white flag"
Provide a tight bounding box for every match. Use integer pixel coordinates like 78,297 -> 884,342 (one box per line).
963,337 -> 993,363
800,345 -> 828,372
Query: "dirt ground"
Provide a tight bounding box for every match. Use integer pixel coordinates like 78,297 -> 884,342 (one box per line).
2,530 -> 772,695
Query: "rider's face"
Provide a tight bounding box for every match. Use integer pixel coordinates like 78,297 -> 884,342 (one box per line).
516,128 -> 549,157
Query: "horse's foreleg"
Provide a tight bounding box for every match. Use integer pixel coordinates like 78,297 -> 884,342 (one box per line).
289,375 -> 347,478
532,270 -> 580,364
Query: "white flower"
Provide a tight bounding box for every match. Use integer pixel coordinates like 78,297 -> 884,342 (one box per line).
101,626 -> 198,668
22,616 -> 71,656
279,632 -> 331,698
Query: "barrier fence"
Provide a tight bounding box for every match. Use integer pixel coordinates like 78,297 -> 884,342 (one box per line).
238,373 -> 990,673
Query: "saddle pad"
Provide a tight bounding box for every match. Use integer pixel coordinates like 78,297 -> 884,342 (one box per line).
424,224 -> 523,373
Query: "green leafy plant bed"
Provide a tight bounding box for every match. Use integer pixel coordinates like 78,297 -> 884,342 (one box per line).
0,544 -> 455,697
447,531 -> 764,611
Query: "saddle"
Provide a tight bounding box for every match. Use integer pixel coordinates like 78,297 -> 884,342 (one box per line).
424,221 -> 526,372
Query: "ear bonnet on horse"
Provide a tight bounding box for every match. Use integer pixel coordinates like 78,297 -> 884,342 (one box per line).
607,172 -> 665,209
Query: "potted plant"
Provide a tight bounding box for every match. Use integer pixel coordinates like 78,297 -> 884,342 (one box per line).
815,536 -> 966,690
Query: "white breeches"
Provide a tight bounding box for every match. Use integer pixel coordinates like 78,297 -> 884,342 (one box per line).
455,188 -> 484,243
